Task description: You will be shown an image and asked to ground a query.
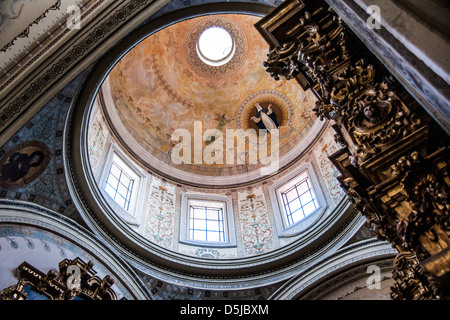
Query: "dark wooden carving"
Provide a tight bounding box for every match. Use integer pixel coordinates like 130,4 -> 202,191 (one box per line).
390,251 -> 435,300
256,0 -> 450,300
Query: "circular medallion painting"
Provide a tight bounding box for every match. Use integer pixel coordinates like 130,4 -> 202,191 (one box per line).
0,141 -> 51,189
237,90 -> 294,143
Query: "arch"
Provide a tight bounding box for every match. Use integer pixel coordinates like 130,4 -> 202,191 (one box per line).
0,200 -> 152,300
269,239 -> 397,300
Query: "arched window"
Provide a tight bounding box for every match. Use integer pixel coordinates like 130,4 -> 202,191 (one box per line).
104,154 -> 137,211
188,199 -> 226,242
279,171 -> 320,226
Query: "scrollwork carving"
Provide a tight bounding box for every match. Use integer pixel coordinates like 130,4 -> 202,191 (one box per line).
346,84 -> 411,161
258,0 -> 449,300
262,4 -> 423,165
391,150 -> 450,253
390,251 -> 436,300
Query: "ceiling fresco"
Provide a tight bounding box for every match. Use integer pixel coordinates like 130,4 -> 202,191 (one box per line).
103,13 -> 319,180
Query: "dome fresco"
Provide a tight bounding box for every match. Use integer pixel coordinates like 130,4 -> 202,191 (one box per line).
101,14 -> 320,185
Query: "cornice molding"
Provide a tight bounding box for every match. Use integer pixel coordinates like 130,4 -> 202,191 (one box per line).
0,0 -> 62,54
0,0 -> 170,147
268,239 -> 397,300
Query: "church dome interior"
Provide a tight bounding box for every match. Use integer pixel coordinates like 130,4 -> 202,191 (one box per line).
79,9 -> 372,291
94,13 -> 322,186
1,0 -> 448,303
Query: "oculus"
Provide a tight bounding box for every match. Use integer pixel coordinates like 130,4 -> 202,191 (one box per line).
185,16 -> 247,78
197,27 -> 235,66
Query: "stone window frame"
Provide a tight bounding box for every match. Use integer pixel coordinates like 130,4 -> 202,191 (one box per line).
269,162 -> 328,238
179,192 -> 237,248
99,144 -> 147,226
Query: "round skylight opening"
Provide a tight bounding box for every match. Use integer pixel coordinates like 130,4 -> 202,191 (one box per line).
197,26 -> 235,66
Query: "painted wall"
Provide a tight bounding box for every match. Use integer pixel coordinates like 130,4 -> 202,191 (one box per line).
107,14 -> 318,177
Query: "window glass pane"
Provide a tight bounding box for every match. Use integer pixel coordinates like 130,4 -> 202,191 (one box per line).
122,166 -> 137,179
208,220 -> 220,232
193,230 -> 207,241
284,189 -> 298,203
300,192 -> 313,205
303,201 -> 318,216
296,180 -> 309,194
118,179 -> 130,192
124,172 -> 134,184
194,219 -> 207,231
208,232 -> 220,242
104,184 -> 116,198
290,211 -> 303,224
110,163 -> 121,178
115,195 -> 126,208
117,183 -> 129,198
288,198 -> 301,213
192,207 -> 206,220
188,202 -> 225,243
106,175 -> 119,189
310,189 -> 317,200
104,154 -> 136,211
280,173 -> 320,226
313,199 -> 320,208
206,209 -> 220,220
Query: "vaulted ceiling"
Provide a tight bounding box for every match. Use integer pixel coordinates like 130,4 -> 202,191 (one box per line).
0,0 -> 410,300
100,12 -> 320,184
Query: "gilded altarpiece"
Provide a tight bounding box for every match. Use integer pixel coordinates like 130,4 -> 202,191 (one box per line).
0,258 -> 124,300
255,0 -> 450,299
